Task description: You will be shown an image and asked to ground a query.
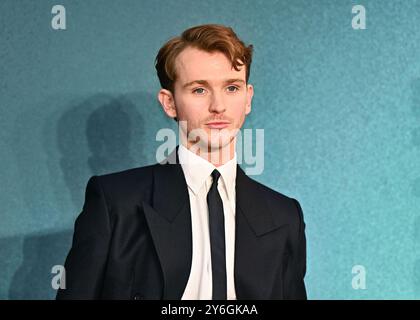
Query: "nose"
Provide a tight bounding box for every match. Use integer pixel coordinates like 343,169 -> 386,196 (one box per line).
208,92 -> 226,114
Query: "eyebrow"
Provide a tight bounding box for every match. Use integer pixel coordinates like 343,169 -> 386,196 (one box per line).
182,78 -> 245,89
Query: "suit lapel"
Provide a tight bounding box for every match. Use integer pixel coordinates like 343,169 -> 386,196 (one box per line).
142,146 -> 289,300
234,165 -> 289,299
142,146 -> 192,299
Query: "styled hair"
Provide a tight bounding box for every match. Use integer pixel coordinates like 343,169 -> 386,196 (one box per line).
155,24 -> 253,93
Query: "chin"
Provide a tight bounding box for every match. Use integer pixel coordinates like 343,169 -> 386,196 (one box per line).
192,137 -> 230,152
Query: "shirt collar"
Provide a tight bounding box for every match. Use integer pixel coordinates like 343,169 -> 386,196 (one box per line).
178,144 -> 237,201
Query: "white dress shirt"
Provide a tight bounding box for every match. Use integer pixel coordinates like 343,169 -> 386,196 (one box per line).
179,144 -> 237,300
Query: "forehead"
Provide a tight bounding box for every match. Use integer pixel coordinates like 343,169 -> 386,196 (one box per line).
175,46 -> 245,83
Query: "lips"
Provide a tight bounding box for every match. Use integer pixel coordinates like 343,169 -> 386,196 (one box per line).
206,121 -> 230,129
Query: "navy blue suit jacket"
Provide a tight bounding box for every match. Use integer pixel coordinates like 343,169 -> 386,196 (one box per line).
57,147 -> 307,300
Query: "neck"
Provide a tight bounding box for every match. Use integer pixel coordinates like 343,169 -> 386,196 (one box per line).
185,139 -> 236,167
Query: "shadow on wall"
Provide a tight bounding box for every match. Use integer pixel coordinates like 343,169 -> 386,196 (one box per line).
54,94 -> 149,209
6,230 -> 73,299
4,93 -> 161,299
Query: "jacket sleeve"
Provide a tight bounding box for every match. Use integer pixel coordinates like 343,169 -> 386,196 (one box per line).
56,176 -> 112,299
283,199 -> 307,299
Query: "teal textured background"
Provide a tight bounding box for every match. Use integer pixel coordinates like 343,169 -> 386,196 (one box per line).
1,0 -> 420,299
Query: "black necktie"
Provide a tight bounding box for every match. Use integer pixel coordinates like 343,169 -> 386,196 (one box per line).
207,169 -> 227,300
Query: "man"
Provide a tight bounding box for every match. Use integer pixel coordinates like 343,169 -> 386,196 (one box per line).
57,24 -> 307,300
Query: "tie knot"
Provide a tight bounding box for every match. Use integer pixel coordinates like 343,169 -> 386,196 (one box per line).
211,169 -> 221,185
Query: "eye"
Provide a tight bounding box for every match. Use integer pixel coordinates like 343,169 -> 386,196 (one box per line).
192,87 -> 206,94
227,85 -> 239,92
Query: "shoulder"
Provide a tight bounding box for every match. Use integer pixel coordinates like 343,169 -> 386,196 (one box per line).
242,171 -> 300,208
88,163 -> 157,206
244,174 -> 305,226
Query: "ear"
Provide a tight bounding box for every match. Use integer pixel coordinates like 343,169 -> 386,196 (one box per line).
157,89 -> 177,119
245,84 -> 254,115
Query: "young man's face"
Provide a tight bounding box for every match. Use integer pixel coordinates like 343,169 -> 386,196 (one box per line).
158,46 -> 254,155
